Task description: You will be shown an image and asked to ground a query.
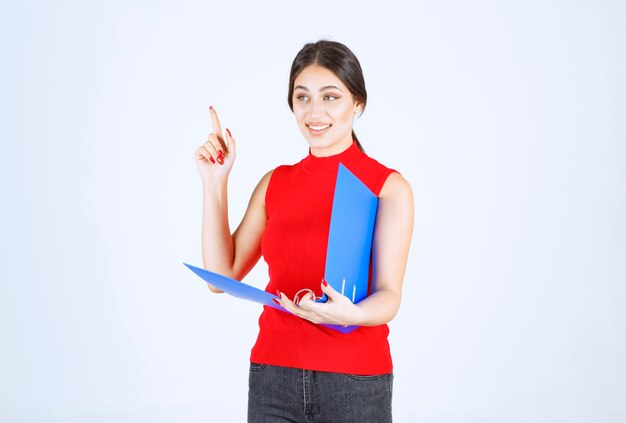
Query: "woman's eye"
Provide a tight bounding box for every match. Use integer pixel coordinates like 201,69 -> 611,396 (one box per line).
325,95 -> 338,101
296,95 -> 309,101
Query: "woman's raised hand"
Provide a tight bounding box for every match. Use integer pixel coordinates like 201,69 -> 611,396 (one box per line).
194,106 -> 236,185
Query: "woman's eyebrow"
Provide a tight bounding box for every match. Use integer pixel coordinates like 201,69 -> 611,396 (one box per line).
294,85 -> 344,92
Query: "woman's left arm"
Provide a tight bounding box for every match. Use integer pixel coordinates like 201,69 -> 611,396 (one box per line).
349,172 -> 414,325
276,172 -> 414,326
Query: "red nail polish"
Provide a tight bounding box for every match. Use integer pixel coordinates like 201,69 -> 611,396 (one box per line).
272,298 -> 280,305
276,290 -> 281,297
321,279 -> 328,287
226,128 -> 232,138
209,157 -> 215,164
217,150 -> 224,158
209,105 -> 214,110
217,157 -> 223,165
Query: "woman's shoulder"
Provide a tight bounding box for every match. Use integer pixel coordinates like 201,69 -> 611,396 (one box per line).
257,160 -> 298,183
350,151 -> 401,197
262,157 -> 309,187
378,171 -> 413,203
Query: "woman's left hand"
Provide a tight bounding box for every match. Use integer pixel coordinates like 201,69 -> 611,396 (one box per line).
275,279 -> 365,327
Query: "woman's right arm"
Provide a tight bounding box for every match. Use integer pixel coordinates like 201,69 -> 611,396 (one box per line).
194,107 -> 272,292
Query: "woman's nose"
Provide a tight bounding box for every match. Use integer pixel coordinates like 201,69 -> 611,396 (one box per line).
309,99 -> 325,116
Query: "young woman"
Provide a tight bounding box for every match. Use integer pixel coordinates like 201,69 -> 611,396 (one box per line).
194,40 -> 414,423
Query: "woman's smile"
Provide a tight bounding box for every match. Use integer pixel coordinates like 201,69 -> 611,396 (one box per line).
306,122 -> 332,135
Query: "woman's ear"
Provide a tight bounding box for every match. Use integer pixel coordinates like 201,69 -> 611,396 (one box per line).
354,103 -> 363,117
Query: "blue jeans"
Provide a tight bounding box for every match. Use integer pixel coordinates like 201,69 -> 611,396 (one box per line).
248,362 -> 393,423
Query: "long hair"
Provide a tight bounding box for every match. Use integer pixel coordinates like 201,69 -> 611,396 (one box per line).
287,40 -> 367,152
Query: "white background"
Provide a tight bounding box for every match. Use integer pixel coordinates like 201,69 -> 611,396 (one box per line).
1,1 -> 624,422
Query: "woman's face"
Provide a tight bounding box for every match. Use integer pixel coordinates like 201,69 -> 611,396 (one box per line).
292,65 -> 362,156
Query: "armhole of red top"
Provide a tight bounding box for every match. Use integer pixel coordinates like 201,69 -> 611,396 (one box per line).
264,165 -> 284,211
368,169 -> 400,294
374,169 -> 400,197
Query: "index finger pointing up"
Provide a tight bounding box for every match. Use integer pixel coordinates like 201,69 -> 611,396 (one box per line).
209,105 -> 224,144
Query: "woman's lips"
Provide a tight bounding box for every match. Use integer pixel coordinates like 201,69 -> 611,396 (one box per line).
306,123 -> 332,136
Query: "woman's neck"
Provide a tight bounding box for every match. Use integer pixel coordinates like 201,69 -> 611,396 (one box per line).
309,134 -> 354,158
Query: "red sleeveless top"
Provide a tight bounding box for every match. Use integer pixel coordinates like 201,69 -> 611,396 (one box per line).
250,141 -> 397,375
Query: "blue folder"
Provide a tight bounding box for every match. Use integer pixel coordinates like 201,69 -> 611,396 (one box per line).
320,163 -> 378,304
184,162 -> 379,334
183,263 -> 355,333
